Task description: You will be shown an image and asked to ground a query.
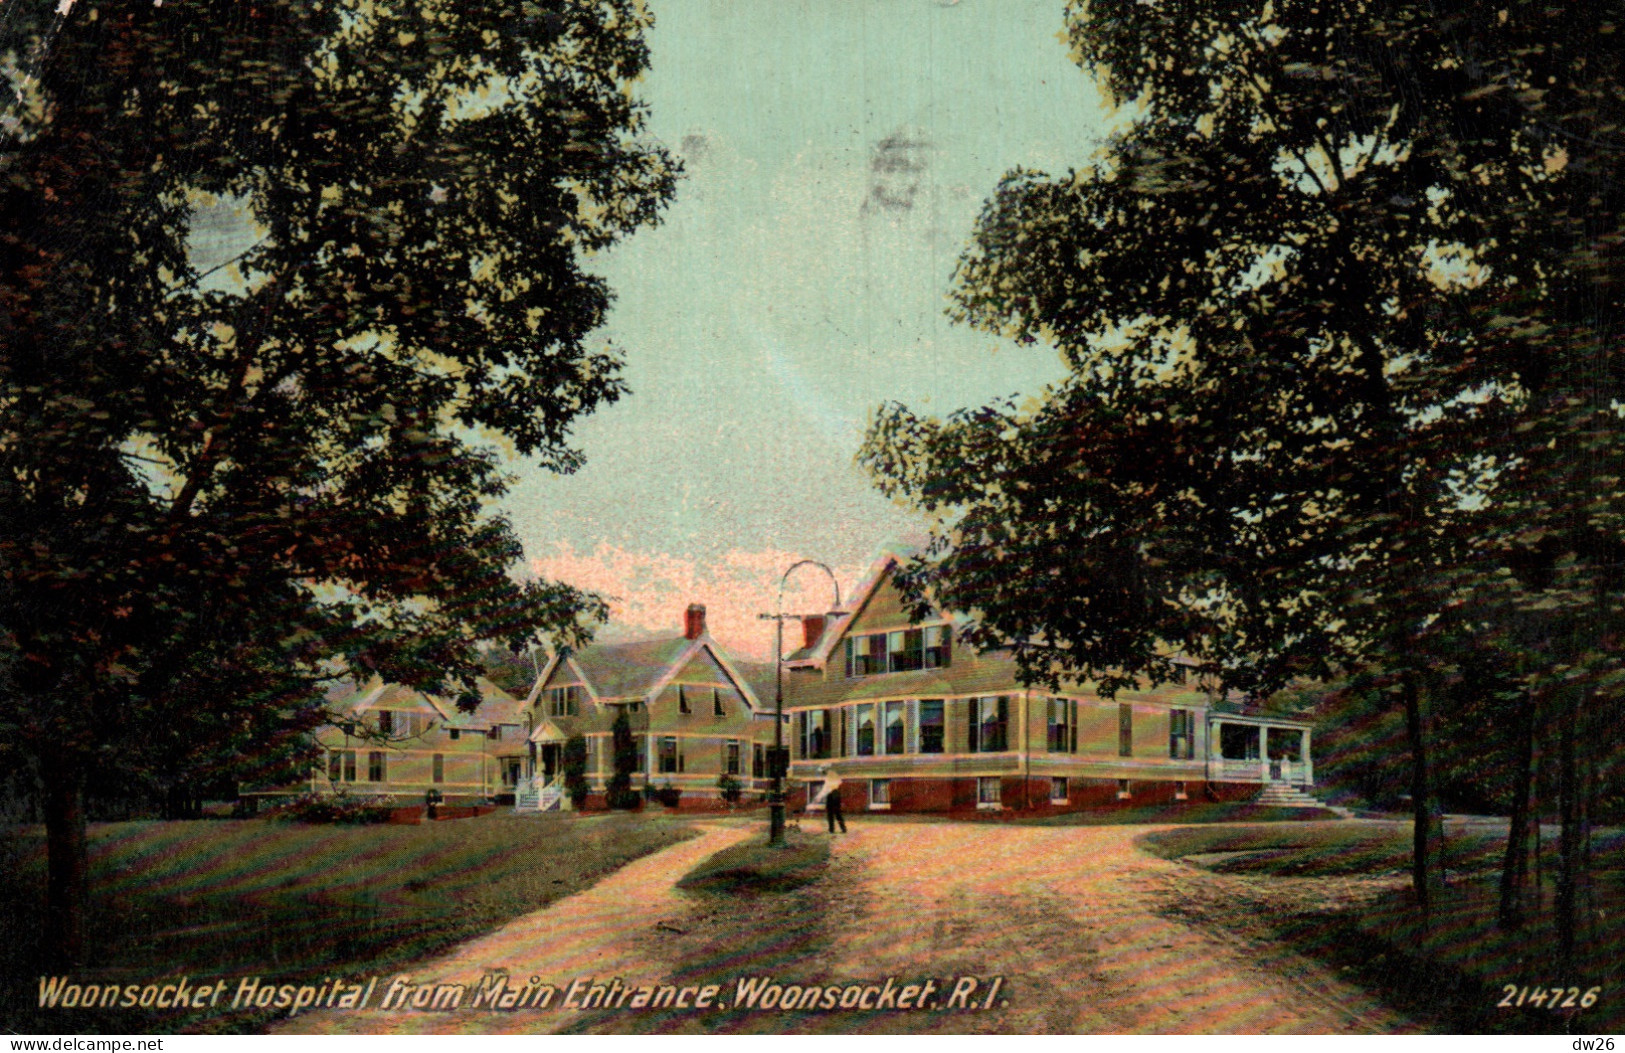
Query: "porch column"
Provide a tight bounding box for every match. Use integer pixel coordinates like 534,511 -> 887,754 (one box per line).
1207,720 -> 1219,781
1259,726 -> 1269,782
1302,728 -> 1313,786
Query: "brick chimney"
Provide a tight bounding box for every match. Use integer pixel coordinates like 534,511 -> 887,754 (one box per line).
683,603 -> 706,640
800,614 -> 826,650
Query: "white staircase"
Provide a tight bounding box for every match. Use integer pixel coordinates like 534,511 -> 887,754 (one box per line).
514,775 -> 565,813
1255,783 -> 1327,809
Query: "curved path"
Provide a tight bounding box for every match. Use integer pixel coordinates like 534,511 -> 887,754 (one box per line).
278,819 -> 1416,1035
276,821 -> 754,1035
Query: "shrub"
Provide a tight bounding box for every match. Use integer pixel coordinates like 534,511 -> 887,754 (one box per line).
271,791 -> 395,824
607,709 -> 639,809
655,782 -> 682,808
717,773 -> 742,805
562,734 -> 590,810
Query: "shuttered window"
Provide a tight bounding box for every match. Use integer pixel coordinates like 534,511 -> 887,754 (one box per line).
918,700 -> 944,753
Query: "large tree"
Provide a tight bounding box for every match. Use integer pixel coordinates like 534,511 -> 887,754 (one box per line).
1,0 -> 676,961
862,0 -> 1625,930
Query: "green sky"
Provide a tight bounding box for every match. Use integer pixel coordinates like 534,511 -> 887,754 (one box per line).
506,0 -> 1115,652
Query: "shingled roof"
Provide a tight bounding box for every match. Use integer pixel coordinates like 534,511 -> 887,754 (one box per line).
565,637 -> 695,700
335,676 -> 523,730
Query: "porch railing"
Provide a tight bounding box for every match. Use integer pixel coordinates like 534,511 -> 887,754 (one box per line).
1211,758 -> 1310,784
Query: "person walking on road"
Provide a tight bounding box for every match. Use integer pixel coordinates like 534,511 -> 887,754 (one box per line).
816,768 -> 846,834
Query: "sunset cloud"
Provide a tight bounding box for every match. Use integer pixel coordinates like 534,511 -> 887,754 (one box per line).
530,542 -> 868,661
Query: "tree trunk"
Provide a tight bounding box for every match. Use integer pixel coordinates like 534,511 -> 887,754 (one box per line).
42,757 -> 89,967
1555,689 -> 1581,978
1498,688 -> 1537,929
1402,670 -> 1444,917
1534,749 -> 1544,908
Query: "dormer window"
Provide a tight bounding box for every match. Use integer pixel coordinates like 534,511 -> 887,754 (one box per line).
378,711 -> 428,737
844,624 -> 951,678
887,629 -> 924,672
845,634 -> 882,677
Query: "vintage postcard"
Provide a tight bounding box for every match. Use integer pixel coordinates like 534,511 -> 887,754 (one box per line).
3,0 -> 1620,1042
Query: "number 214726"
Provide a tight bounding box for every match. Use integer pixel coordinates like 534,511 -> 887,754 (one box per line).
1499,985 -> 1601,1009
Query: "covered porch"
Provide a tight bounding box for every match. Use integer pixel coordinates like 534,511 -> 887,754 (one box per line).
515,720 -> 571,812
1206,714 -> 1314,786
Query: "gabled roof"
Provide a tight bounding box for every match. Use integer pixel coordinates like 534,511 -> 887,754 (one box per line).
733,660 -> 780,710
528,634 -> 765,711
335,676 -> 522,730
575,637 -> 694,699
450,679 -> 525,729
787,551 -> 920,670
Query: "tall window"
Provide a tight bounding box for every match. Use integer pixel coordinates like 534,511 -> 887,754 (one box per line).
918,700 -> 945,754
801,710 -> 830,759
659,736 -> 680,773
548,686 -> 580,717
634,734 -> 646,772
970,697 -> 1008,752
884,701 -> 907,754
753,743 -> 765,778
923,625 -> 952,669
725,740 -> 741,775
488,726 -> 503,741
1047,698 -> 1073,753
377,711 -> 394,735
432,754 -> 444,783
677,686 -> 691,714
887,629 -> 924,672
1119,704 -> 1134,757
855,704 -> 876,756
1169,708 -> 1195,759
368,752 -> 385,782
713,688 -> 725,716
328,750 -> 357,783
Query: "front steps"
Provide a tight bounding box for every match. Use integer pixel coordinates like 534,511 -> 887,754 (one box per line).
513,777 -> 563,813
1254,783 -> 1329,810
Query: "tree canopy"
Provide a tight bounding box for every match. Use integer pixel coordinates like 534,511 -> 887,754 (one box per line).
0,0 -> 676,958
861,0 -> 1625,945
863,0 -> 1623,696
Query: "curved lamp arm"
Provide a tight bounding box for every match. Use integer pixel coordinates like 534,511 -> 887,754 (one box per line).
776,558 -> 842,615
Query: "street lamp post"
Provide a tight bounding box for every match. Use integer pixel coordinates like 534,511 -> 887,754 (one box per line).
758,559 -> 843,846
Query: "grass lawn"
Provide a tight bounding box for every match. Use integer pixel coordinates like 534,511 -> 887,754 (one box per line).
1138,818 -> 1508,875
1141,820 -> 1625,1033
1,811 -> 695,1034
676,829 -> 829,893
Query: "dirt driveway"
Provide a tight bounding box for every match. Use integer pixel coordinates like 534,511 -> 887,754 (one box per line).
278,818 -> 1418,1035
